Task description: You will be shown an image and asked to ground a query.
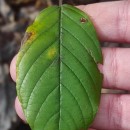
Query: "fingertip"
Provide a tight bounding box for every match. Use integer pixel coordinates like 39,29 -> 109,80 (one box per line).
15,97 -> 26,122
10,55 -> 17,82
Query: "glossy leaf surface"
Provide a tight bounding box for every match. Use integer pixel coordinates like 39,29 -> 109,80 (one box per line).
16,4 -> 103,130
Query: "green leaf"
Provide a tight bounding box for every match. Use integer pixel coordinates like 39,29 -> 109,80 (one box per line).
16,4 -> 103,130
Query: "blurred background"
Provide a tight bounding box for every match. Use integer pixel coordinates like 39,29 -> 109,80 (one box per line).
0,0 -> 130,130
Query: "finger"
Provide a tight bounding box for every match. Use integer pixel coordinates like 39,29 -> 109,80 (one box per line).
10,55 -> 17,82
91,94 -> 130,130
101,48 -> 130,90
15,97 -> 26,122
78,1 -> 130,43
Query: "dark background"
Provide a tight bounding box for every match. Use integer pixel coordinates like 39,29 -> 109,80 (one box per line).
0,0 -> 129,130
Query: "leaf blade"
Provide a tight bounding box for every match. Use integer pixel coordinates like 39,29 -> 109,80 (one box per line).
16,5 -> 103,130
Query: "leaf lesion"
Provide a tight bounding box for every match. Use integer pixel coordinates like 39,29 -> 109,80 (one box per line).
47,47 -> 57,59
21,31 -> 36,45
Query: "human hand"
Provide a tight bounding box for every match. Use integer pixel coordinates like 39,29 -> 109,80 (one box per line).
10,1 -> 130,129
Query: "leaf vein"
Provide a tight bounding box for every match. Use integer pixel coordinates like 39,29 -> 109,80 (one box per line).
59,5 -> 63,130
60,117 -> 71,130
61,61 -> 94,121
62,27 -> 96,65
33,86 -> 59,129
19,39 -> 58,92
62,83 -> 85,129
63,6 -> 100,59
62,44 -> 97,93
26,57 -> 59,112
43,112 -> 59,130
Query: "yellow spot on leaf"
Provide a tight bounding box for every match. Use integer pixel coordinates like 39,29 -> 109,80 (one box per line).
48,48 -> 57,59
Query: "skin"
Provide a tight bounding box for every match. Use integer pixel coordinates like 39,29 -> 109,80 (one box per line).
10,1 -> 130,130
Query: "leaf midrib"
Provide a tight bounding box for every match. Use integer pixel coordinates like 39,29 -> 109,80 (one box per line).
59,5 -> 63,130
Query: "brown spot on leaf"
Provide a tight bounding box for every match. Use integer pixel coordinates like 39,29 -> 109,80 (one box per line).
21,31 -> 36,45
80,18 -> 87,23
26,31 -> 36,41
